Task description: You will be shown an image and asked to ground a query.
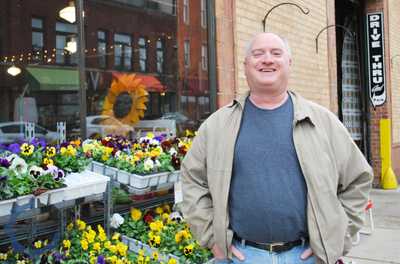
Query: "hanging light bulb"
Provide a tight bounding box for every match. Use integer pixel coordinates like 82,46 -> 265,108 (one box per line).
7,65 -> 21,76
59,2 -> 76,23
65,39 -> 77,54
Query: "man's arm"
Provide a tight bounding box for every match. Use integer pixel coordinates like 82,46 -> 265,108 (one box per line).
181,123 -> 215,248
333,117 -> 373,252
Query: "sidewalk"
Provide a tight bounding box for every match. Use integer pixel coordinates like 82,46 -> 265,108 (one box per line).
343,188 -> 400,264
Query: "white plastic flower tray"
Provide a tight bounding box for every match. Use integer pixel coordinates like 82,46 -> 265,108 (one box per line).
91,161 -> 105,175
0,198 -> 16,217
129,171 -> 169,189
37,170 -> 109,205
121,235 -> 213,264
62,170 -> 109,201
0,195 -> 34,217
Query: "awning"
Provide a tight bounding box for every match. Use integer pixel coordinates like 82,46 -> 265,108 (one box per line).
27,67 -> 79,91
112,72 -> 166,92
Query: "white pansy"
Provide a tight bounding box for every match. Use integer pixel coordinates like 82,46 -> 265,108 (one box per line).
110,213 -> 125,229
155,160 -> 161,168
150,139 -> 160,146
144,158 -> 154,171
8,155 -> 28,174
28,165 -> 44,179
169,147 -> 177,156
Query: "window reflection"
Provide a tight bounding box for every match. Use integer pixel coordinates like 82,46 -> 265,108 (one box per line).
0,0 -> 211,144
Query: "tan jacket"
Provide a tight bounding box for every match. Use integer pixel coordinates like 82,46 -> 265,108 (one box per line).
181,91 -> 373,264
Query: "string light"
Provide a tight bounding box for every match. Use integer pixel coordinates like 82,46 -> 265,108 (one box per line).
0,34 -> 176,62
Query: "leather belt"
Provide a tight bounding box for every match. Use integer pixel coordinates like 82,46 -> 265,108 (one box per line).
233,233 -> 306,253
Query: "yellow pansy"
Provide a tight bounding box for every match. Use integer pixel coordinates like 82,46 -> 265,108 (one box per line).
34,240 -> 42,249
63,239 -> 71,249
167,259 -> 177,264
130,208 -> 142,221
45,146 -> 56,157
81,239 -> 89,251
76,219 -> 86,230
183,244 -> 194,256
116,242 -> 128,256
112,232 -> 121,241
20,143 -> 34,156
155,207 -> 164,215
152,251 -> 159,261
93,242 -> 101,252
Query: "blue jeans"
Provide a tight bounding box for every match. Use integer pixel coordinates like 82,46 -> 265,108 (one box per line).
214,240 -> 316,264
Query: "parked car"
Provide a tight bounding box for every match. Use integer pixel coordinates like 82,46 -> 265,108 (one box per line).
86,115 -> 134,138
160,112 -> 198,133
0,121 -> 58,144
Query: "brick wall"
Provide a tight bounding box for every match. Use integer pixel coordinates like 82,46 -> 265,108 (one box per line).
388,0 -> 400,144
234,0 -> 332,109
388,0 -> 400,178
365,0 -> 391,185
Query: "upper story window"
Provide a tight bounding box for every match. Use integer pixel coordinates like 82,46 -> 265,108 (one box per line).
184,40 -> 190,68
55,22 -> 78,65
156,38 -> 165,74
114,33 -> 132,70
201,44 -> 208,71
138,37 -> 148,72
97,30 -> 107,68
183,0 -> 189,25
31,18 -> 44,63
201,0 -> 207,28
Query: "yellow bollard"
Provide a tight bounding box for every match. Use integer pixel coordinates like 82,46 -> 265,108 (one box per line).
380,119 -> 398,189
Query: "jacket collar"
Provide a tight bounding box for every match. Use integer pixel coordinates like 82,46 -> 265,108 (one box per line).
228,90 -> 315,125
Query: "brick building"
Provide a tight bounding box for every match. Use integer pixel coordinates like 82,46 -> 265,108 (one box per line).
214,0 -> 400,186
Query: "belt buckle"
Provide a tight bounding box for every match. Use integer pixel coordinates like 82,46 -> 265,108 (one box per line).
267,242 -> 285,252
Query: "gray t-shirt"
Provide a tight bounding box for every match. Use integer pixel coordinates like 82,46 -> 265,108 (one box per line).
229,95 -> 308,243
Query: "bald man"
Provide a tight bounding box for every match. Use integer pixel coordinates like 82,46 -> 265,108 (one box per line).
181,33 -> 373,264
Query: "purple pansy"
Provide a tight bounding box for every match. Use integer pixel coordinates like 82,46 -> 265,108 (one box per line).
8,143 -> 21,154
97,255 -> 106,264
0,158 -> 11,168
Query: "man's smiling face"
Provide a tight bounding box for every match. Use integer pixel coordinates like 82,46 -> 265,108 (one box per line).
244,33 -> 292,94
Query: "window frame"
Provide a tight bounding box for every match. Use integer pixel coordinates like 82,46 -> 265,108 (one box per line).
55,21 -> 78,65
201,0 -> 207,28
138,36 -> 148,72
183,0 -> 190,25
184,40 -> 190,68
113,32 -> 133,71
31,17 -> 44,63
201,43 -> 208,71
97,30 -> 107,68
156,38 -> 165,74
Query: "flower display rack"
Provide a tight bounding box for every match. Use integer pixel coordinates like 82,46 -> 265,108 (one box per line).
121,235 -> 214,264
90,161 -> 180,192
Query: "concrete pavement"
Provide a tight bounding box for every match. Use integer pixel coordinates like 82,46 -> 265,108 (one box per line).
343,188 -> 400,264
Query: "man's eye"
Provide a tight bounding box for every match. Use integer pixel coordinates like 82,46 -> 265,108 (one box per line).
252,52 -> 264,57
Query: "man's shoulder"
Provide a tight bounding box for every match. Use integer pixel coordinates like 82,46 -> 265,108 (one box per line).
292,92 -> 338,122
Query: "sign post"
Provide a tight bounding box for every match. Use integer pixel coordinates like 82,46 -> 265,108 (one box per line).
366,12 -> 386,108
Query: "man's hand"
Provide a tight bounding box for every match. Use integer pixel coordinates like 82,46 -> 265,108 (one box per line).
301,248 -> 313,260
212,244 -> 245,261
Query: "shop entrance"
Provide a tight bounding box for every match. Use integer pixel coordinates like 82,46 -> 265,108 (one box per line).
335,0 -> 369,158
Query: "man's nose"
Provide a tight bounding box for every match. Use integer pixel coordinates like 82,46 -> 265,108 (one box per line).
260,53 -> 273,63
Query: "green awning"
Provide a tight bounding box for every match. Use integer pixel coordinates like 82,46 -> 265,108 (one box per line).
27,67 -> 79,91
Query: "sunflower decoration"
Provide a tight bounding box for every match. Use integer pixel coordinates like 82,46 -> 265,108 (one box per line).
102,73 -> 149,126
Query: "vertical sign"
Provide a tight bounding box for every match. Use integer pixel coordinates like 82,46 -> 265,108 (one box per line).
366,12 -> 386,107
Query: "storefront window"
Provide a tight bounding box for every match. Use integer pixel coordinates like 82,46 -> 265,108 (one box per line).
0,0 -> 213,144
